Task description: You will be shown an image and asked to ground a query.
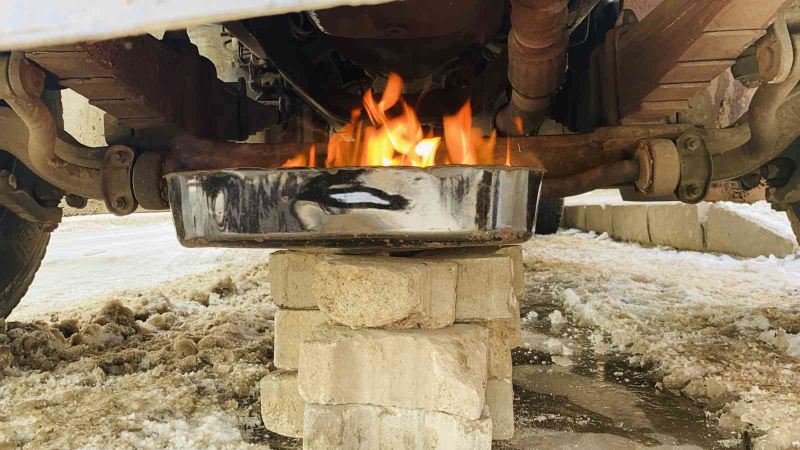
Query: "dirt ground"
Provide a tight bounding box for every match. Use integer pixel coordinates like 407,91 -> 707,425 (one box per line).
1,214 -> 799,449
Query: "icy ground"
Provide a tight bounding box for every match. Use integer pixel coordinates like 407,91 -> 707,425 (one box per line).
12,213 -> 269,319
521,231 -> 800,449
1,213 -> 799,449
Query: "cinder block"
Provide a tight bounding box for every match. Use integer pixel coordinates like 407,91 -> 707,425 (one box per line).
497,246 -> 524,300
260,370 -> 304,438
705,205 -> 798,258
648,203 -> 708,252
563,205 -> 587,230
416,252 -> 516,321
486,378 -> 514,440
304,404 -> 492,450
508,295 -> 523,349
268,251 -> 325,309
313,256 -> 457,329
585,205 -> 614,235
611,205 -> 651,244
274,309 -> 328,369
477,320 -> 515,379
299,324 -> 489,419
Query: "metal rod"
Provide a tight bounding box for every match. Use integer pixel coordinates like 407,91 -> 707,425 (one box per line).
541,159 -> 640,198
712,34 -> 800,181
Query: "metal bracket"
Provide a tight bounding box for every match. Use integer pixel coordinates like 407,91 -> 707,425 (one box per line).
0,170 -> 62,227
675,133 -> 713,204
101,145 -> 138,216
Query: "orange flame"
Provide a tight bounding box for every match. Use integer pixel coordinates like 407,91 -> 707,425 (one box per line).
283,73 -> 506,168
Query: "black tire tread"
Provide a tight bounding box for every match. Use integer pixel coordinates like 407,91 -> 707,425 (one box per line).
789,204 -> 800,247
0,209 -> 51,318
535,197 -> 565,236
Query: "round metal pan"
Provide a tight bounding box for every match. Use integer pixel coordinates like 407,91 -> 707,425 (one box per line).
166,166 -> 543,250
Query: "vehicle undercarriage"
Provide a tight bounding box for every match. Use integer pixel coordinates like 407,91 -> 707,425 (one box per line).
2,0 -> 800,315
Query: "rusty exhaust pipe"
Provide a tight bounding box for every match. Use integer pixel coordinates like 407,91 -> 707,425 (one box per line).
495,0 -> 569,136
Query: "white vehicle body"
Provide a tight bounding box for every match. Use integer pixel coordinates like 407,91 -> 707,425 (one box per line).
0,0 -> 387,50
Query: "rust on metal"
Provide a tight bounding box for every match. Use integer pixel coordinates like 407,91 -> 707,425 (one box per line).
600,0 -> 791,124
26,36 -> 279,141
163,124 -> 694,179
496,0 -> 569,135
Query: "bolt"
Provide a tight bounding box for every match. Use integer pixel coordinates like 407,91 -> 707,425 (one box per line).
685,137 -> 701,151
113,196 -> 128,210
114,151 -> 129,165
65,194 -> 88,208
686,184 -> 702,197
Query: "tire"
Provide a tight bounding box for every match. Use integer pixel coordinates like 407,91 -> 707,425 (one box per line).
0,152 -> 54,318
535,197 -> 564,235
789,203 -> 800,247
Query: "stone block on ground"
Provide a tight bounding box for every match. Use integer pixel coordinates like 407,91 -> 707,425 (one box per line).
497,246 -> 524,300
486,378 -> 514,440
563,205 -> 588,231
312,256 -> 457,329
299,324 -> 489,419
477,320 -> 514,379
304,404 -> 492,450
585,205 -> 614,235
268,251 -> 326,309
705,204 -> 798,258
415,251 -> 516,321
274,309 -> 328,369
611,205 -> 651,244
647,203 -> 708,252
260,370 -> 304,438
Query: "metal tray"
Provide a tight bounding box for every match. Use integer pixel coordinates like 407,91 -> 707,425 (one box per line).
166,166 -> 543,250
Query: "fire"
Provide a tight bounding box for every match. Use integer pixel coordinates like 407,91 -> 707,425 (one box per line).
282,73 -> 502,168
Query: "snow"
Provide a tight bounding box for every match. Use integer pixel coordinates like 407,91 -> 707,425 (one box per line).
524,231 -> 800,447
13,213 -> 269,319
0,258 -> 277,449
565,189 -> 625,206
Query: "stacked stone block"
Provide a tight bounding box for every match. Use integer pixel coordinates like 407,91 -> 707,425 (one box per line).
261,246 -> 524,448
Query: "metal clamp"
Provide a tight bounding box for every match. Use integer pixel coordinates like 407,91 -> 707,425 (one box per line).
634,139 -> 681,197
101,145 -> 138,216
0,170 -> 62,227
675,133 -> 713,204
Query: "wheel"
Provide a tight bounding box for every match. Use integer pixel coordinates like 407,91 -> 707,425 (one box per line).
535,197 -> 564,235
0,153 -> 54,318
789,203 -> 800,246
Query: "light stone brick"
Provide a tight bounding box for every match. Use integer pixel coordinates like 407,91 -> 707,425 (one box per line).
268,250 -> 326,309
304,404 -> 492,450
648,203 -> 708,252
705,205 -> 798,258
563,205 -> 588,231
415,252 -> 516,321
299,324 -> 489,419
611,205 -> 651,244
585,205 -> 614,236
508,294 -> 523,349
260,370 -> 304,438
312,256 -> 457,329
274,309 -> 328,369
486,378 -> 514,440
497,246 -> 524,300
477,320 -> 515,379
451,254 -> 515,321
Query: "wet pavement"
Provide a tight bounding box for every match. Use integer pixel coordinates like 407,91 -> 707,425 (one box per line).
503,299 -> 738,450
